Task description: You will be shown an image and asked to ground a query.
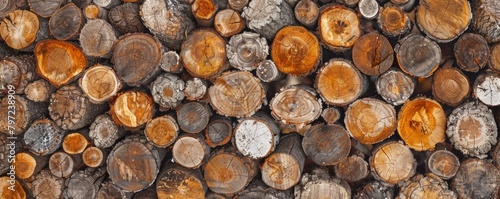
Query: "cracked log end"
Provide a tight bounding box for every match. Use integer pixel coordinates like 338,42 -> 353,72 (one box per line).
319,5 -> 361,51
79,64 -> 122,104
370,141 -> 417,185
145,115 -> 179,148
395,34 -> 441,78
377,5 -> 410,37
302,124 -> 351,166
432,66 -> 470,106
156,164 -> 207,198
0,10 -> 39,50
352,32 -> 394,76
110,90 -> 154,129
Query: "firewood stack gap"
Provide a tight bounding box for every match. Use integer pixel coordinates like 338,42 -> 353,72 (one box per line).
1,0 -> 500,198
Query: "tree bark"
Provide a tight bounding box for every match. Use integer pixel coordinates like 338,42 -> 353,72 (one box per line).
315,58 -> 368,106
79,19 -> 117,58
89,114 -> 125,148
233,112 -> 280,159
377,5 -> 410,37
446,101 -> 497,158
227,32 -> 268,71
144,115 -> 179,148
370,141 -> 417,185
49,3 -> 85,40
151,73 -> 185,110
0,10 -> 40,50
473,70 -> 500,106
79,64 -> 122,104
454,33 -> 489,72
180,29 -> 228,79
24,79 -> 56,102
431,66 -> 470,106
214,9 -> 245,38
172,133 -> 211,169
0,95 -> 47,135
426,149 -> 460,180
0,55 -> 37,96
107,135 -> 165,192
354,181 -> 394,199
395,34 -> 441,77
295,166 -> 351,199
184,78 -> 208,101
31,169 -> 65,199
471,0 -> 500,43
242,0 -> 296,39
236,179 -> 293,199
112,33 -> 163,86
352,32 -> 394,76
209,71 -> 265,118
271,26 -> 320,76
49,84 -> 107,130
108,3 -> 146,34
82,146 -> 108,168
98,181 -> 134,199
23,118 -> 64,156
13,151 -> 48,180
416,0 -> 471,42
261,134 -> 305,190
256,60 -> 284,83
48,151 -> 82,178
192,0 -> 218,26
156,163 -> 208,199
318,5 -> 361,51
109,90 -> 155,129
204,115 -> 233,148
376,69 -> 416,106
294,0 -> 319,28
345,98 -> 397,144
35,39 -> 88,87
63,167 -> 106,199
62,132 -> 89,155
451,158 -> 500,199
397,174 -> 456,199
177,101 -> 211,133
302,124 -> 350,166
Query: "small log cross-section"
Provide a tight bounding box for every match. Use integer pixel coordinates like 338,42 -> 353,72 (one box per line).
49,3 -> 85,40
0,10 -> 39,50
294,0 -> 319,28
31,170 -> 65,199
160,51 -> 183,74
204,116 -> 233,148
358,0 -> 379,20
82,146 -> 108,168
63,168 -> 106,199
192,0 -> 218,26
89,114 -> 125,148
242,0 -> 296,40
454,33 -> 490,72
79,64 -> 122,104
302,124 -> 351,166
334,155 -> 370,183
62,132 -> 89,155
23,118 -> 64,156
256,60 -> 284,83
177,102 -> 211,134
13,151 -> 48,180
490,43 -> 500,71
0,95 -> 47,135
398,174 -> 456,198
184,78 -> 208,101
354,181 -> 394,199
416,0 -> 471,42
432,66 -> 470,106
376,69 -> 415,106
49,84 -> 107,130
227,32 -> 268,71
270,85 -> 322,131
370,141 -> 417,185
0,55 -> 37,96
352,32 -> 394,76
377,5 -> 410,37
110,90 -> 155,129
395,34 -> 441,78
83,4 -> 108,20
233,112 -> 280,159
237,179 -> 293,199
108,3 -> 146,34
214,9 -> 245,38
203,147 -> 258,194
452,158 -> 500,199
24,79 -> 56,102
49,151 -> 82,178
35,39 -> 88,88
472,0 -> 500,43
398,97 -> 446,151
296,167 -> 351,199
345,98 -> 397,144
261,134 -> 305,190
172,134 -> 211,169
209,71 -> 265,118
473,71 -> 500,106
446,101 -> 497,158
107,135 -> 165,192
145,115 -> 179,148
156,164 -> 207,199
112,33 -> 163,86
79,19 -> 117,58
315,59 -> 368,106
151,73 -> 185,110
271,26 -> 320,76
426,149 -> 460,180
318,5 -> 361,51
321,107 -> 341,124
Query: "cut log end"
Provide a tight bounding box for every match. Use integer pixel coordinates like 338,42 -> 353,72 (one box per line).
452,158 -> 500,199
352,32 -> 394,76
334,155 -> 369,183
297,167 -> 351,198
79,64 -> 122,104
319,5 -> 361,51
89,114 -> 124,148
398,174 -> 456,198
214,9 -> 245,38
83,146 -> 107,168
145,115 -> 179,148
156,165 -> 207,198
110,90 -> 155,129
376,69 -> 415,106
377,5 -> 410,37
151,73 -> 185,110
48,3 -> 85,40
204,116 -> 233,148
49,151 -> 80,178
490,43 -> 500,71
0,176 -> 26,199
172,134 -> 210,169
302,124 -> 351,166
177,101 -> 211,134
80,19 -> 117,58
432,67 -> 470,106
24,118 -> 64,156
370,141 -> 416,185
0,10 -> 39,50
294,0 -> 319,28
256,60 -> 284,83
454,33 -> 489,72
427,149 -> 460,180
32,170 -> 65,199
227,32 -> 269,71
234,113 -> 279,159
25,79 -> 55,102
359,0 -> 379,20
192,0 -> 218,26
396,34 -> 441,78
184,78 -> 208,101
321,107 -> 341,124
473,71 -> 500,106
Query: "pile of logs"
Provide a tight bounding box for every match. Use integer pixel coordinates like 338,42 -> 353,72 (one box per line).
1,0 -> 500,198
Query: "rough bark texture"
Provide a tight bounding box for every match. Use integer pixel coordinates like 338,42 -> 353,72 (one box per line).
471,0 -> 500,43
451,158 -> 500,199
236,179 -> 292,199
98,181 -> 134,199
227,32 -> 268,71
242,0 -> 296,39
354,181 -> 394,199
89,114 -> 125,148
295,167 -> 351,199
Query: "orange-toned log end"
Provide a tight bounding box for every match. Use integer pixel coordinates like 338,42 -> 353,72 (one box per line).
398,174 -> 456,198
32,170 -> 65,199
35,39 -> 87,88
208,71 -> 265,118
49,152 -> 79,178
370,141 -> 417,185
156,166 -> 207,199
145,115 -> 179,148
110,90 -> 154,129
0,10 -> 39,50
82,146 -> 106,168
432,67 -> 470,106
398,97 -> 446,151
214,9 -> 245,38
79,64 -> 122,104
181,29 -> 228,79
62,132 -> 89,154
315,58 -> 367,106
490,43 -> 500,71
377,5 -> 410,37
345,98 -> 397,144
13,152 -> 37,180
192,0 -> 218,26
416,0 -> 471,42
318,5 -> 361,51
427,150 -> 460,180
0,176 -> 26,199
271,26 -> 320,76
83,4 -> 100,19
352,32 -> 394,76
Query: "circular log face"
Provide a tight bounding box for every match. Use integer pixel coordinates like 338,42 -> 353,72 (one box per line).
270,86 -> 322,128
156,168 -> 206,199
49,152 -> 75,178
302,124 -> 351,165
319,5 -> 361,50
180,29 -> 227,79
145,115 -> 178,148
13,152 -> 36,179
261,153 -> 302,190
112,33 -> 162,86
352,32 -> 394,76
234,119 -> 276,159
454,33 -> 489,72
377,5 -> 410,37
398,98 -> 446,151
345,98 -> 396,144
79,64 -> 121,104
432,67 -> 470,106
108,141 -> 158,192
398,174 -> 456,198
177,102 -> 210,133
0,176 -> 26,199
0,10 -> 39,50
172,136 -> 206,168
62,133 -> 88,154
370,141 -> 416,184
271,26 -> 320,76
204,153 -> 249,194
111,91 -> 154,128
49,3 -> 84,40
80,19 -> 117,57
427,150 -> 460,179
473,72 -> 500,106
452,158 -> 500,199
208,71 -> 265,118
376,70 -> 415,106
83,147 -> 104,168
0,96 -> 29,135
48,85 -> 88,130
35,40 -> 88,88
490,43 -> 500,71
417,0 -> 471,42
396,34 -> 441,78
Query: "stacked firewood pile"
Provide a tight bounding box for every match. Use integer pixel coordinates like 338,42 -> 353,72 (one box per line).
0,0 -> 500,198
